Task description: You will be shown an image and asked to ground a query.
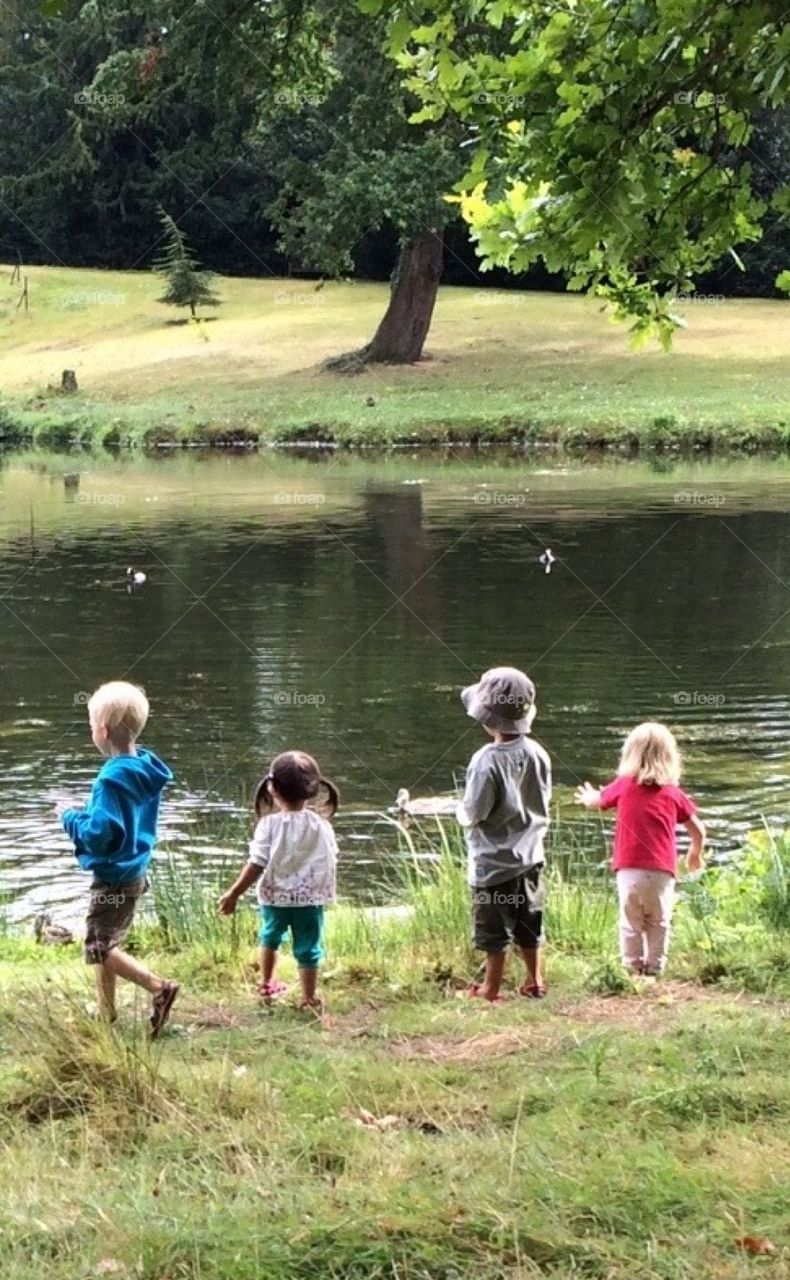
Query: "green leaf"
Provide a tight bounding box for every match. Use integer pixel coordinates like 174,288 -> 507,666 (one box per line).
776,270 -> 790,294
487,0 -> 512,30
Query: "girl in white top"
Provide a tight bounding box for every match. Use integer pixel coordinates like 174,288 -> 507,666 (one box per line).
219,750 -> 339,1009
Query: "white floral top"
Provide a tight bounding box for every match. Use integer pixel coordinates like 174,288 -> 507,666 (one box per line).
248,810 -> 337,906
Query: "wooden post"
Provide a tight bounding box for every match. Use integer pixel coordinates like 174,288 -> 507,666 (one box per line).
61,370 -> 78,393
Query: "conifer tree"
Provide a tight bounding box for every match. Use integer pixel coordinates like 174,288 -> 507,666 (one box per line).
154,211 -> 221,320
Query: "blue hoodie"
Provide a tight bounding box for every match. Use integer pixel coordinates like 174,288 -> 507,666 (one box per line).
61,747 -> 173,886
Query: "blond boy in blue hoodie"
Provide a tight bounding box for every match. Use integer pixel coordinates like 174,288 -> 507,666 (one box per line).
57,681 -> 178,1035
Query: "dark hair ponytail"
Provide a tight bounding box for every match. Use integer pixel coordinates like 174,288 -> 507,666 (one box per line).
315,776 -> 339,818
254,751 -> 339,819
253,773 -> 275,819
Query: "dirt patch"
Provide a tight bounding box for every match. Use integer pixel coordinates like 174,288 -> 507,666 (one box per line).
187,1004 -> 257,1030
390,1029 -> 542,1064
552,981 -> 781,1030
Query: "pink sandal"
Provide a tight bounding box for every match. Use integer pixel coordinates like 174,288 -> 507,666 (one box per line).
259,980 -> 288,1000
467,982 -> 506,1005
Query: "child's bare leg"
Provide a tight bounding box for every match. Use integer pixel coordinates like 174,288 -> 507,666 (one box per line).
517,945 -> 543,990
299,967 -> 320,1008
95,964 -> 118,1021
260,946 -> 279,986
478,950 -> 507,1000
102,947 -> 179,1037
103,946 -> 165,994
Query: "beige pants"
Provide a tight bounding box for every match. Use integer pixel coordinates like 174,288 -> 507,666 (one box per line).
616,869 -> 675,975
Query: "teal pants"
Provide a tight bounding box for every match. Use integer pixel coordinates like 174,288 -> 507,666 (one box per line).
259,905 -> 324,969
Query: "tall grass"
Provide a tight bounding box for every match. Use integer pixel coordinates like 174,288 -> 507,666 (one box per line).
7,816 -> 790,996
3,988 -> 182,1138
759,829 -> 790,931
326,817 -> 618,985
150,854 -> 224,947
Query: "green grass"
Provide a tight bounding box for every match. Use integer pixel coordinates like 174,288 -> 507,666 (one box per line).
1,265 -> 790,449
1,823 -> 790,1279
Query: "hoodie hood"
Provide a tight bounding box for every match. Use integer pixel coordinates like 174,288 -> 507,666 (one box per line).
97,747 -> 173,802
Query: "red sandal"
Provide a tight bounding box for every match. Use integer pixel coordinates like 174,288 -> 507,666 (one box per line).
467,982 -> 506,1005
519,982 -> 547,999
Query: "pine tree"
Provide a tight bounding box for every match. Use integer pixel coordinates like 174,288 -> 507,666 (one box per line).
153,211 -> 221,319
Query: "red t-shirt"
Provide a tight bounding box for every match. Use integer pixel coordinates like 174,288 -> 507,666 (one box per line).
599,775 -> 696,875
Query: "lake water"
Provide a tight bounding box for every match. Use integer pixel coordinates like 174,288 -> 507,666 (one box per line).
3,447 -> 790,923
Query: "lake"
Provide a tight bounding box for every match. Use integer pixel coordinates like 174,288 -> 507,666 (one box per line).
2,447 -> 790,922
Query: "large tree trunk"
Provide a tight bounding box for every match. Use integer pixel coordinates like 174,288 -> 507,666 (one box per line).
326,230 -> 444,371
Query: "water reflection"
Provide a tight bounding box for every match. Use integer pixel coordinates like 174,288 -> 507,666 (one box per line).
1,448 -> 790,922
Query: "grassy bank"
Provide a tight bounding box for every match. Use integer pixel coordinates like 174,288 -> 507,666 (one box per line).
1,266 -> 789,450
1,823 -> 789,1278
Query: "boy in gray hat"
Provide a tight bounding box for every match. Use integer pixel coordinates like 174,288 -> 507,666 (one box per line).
459,666 -> 551,1003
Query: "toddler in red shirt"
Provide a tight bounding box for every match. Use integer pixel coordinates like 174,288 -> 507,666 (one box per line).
575,722 -> 706,977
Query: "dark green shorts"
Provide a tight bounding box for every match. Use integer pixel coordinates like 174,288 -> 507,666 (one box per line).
472,867 -> 545,952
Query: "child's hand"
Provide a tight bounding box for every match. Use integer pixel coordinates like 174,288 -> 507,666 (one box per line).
687,849 -> 705,873
575,782 -> 601,809
218,891 -> 238,916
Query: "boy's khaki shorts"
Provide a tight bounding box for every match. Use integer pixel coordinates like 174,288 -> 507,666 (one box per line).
84,876 -> 147,965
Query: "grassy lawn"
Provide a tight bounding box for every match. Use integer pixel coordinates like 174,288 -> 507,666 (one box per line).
1,947 -> 788,1280
1,827 -> 789,1279
1,265 -> 789,448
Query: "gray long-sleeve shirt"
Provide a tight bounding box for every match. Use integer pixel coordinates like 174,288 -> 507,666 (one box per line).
461,736 -> 552,887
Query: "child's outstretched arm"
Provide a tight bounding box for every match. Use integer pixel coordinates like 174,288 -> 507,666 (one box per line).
575,781 -> 603,809
684,814 -> 706,872
218,863 -> 261,915
219,817 -> 271,915
58,782 -> 125,856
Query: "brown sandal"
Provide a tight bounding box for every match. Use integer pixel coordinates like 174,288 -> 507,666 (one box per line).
150,981 -> 180,1038
519,982 -> 548,999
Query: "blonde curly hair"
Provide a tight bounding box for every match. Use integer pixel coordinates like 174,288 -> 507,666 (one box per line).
618,721 -> 681,786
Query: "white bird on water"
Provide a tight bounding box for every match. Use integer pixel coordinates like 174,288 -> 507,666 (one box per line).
126,567 -> 147,586
539,548 -> 556,574
394,788 -> 459,818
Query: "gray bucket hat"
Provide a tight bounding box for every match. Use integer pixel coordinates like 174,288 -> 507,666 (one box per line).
461,666 -> 536,734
